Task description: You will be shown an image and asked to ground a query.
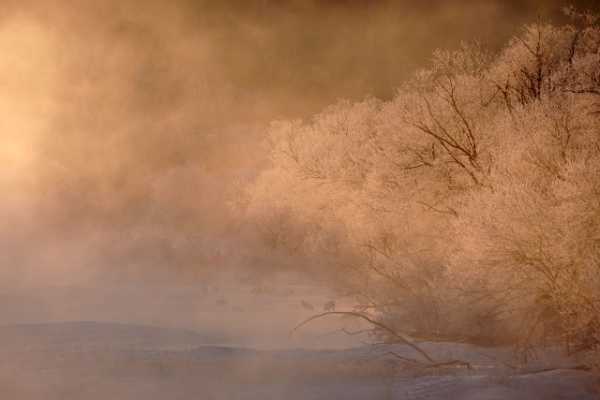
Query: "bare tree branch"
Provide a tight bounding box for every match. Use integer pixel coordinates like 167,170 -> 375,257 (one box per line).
289,311 -> 435,362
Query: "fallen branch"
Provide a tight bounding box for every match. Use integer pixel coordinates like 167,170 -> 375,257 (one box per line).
365,350 -> 419,364
519,364 -> 594,374
309,326 -> 375,341
289,311 -> 434,362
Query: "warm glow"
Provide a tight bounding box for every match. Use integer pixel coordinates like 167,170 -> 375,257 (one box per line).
0,19 -> 57,167
0,2 -> 598,398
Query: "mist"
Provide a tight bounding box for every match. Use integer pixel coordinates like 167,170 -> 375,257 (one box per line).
0,0 -> 596,287
2,1 -> 600,399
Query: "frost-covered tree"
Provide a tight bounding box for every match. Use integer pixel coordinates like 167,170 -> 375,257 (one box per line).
234,10 -> 600,360
446,12 -> 600,356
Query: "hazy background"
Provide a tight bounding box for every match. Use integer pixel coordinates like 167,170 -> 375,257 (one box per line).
1,0 -> 598,289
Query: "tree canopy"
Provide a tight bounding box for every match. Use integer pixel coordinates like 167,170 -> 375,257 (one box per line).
234,9 -> 600,359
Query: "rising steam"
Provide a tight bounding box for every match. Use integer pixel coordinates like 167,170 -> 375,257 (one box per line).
0,0 -> 594,288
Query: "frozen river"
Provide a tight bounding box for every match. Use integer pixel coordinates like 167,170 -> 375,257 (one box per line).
0,284 -> 596,399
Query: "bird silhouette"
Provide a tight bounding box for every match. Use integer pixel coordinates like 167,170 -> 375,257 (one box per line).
323,300 -> 336,311
301,300 -> 314,311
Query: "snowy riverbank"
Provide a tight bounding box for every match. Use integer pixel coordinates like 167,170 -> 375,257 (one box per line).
0,284 -> 597,399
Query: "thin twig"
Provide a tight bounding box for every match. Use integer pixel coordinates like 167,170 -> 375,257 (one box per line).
364,351 -> 420,364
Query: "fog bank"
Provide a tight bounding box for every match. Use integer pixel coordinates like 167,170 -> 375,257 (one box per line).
0,0 -> 596,288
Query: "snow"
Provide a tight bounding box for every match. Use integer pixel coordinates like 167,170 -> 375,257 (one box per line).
0,284 -> 597,399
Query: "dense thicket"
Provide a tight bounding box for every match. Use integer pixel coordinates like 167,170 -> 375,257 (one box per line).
234,10 -> 600,360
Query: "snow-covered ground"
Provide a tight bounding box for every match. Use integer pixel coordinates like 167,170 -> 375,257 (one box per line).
0,284 -> 597,399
